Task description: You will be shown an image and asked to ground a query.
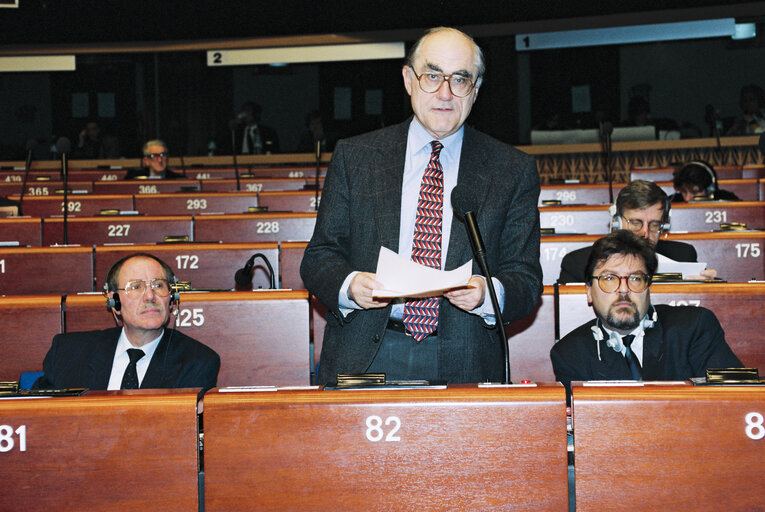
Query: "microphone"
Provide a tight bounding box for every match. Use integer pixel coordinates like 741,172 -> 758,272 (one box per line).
599,121 -> 614,203
234,253 -> 276,289
451,186 -> 510,384
56,137 -> 71,244
759,132 -> 765,157
18,139 -> 38,216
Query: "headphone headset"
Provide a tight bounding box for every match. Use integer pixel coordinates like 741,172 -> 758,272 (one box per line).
104,254 -> 180,313
684,160 -> 717,199
609,197 -> 671,233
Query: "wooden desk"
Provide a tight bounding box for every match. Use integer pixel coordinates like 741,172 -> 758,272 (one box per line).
9,194 -> 134,217
540,231 -> 765,284
0,217 -> 42,246
572,384 -> 765,511
257,190 -> 321,212
507,288 -> 557,382
0,295 -> 62,380
94,242 -> 279,291
67,168 -> 129,181
42,215 -> 193,245
199,177 -> 323,193
0,246 -> 93,295
134,192 -> 260,216
556,283 -> 765,372
193,212 -> 316,243
539,202 -> 765,234
92,179 -> 201,194
0,180 -> 93,196
203,384 -> 568,511
64,291 -> 312,387
631,166 -> 745,182
0,390 -> 201,511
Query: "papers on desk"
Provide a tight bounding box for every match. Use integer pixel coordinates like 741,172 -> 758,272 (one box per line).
372,246 -> 473,299
656,253 -> 707,279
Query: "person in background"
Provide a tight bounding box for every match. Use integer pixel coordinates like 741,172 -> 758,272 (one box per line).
125,139 -> 182,179
670,160 -> 741,202
73,121 -> 120,159
726,84 -> 765,136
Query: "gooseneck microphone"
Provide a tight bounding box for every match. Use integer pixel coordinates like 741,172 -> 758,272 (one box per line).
18,139 -> 38,216
56,137 -> 71,244
451,186 -> 510,384
599,121 -> 614,203
234,253 -> 276,289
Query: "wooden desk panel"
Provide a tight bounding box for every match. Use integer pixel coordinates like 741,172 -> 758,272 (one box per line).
42,215 -> 193,245
63,293 -> 122,332
540,232 -> 765,284
203,385 -> 568,511
0,246 -> 93,295
0,217 -> 42,246
539,202 -> 765,235
92,179 -> 201,194
134,192 -> 260,216
0,180 -> 93,196
94,242 -> 279,291
0,390 -> 200,511
9,194 -> 134,218
67,168 -> 129,181
631,167 -> 744,182
572,385 -> 765,511
742,164 -> 765,179
193,212 -> 317,243
556,283 -> 765,372
0,295 -> 62,380
175,291 -> 310,386
199,177 -> 323,192
507,289 -> 557,382
257,190 -> 321,212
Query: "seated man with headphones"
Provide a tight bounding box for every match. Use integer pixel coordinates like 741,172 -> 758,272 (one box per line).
670,160 -> 741,202
34,253 -> 220,391
558,180 -> 717,283
551,230 -> 742,390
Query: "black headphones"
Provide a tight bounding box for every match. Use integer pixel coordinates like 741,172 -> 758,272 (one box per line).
685,160 -> 717,198
609,196 -> 671,233
104,253 -> 179,312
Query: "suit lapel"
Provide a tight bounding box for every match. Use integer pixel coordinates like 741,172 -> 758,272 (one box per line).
141,329 -> 173,389
446,126 -> 489,271
372,121 -> 409,253
88,329 -> 119,390
594,340 -> 632,380
641,319 -> 666,380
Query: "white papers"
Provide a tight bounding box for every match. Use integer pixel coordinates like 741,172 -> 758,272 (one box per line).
372,246 -> 473,299
656,253 -> 707,279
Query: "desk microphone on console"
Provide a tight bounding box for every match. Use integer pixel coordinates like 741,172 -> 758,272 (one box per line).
451,186 -> 510,384
234,253 -> 276,289
56,137 -> 71,245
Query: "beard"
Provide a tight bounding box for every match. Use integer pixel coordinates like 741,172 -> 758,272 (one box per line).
606,294 -> 641,331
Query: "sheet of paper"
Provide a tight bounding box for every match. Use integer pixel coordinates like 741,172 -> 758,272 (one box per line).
656,253 -> 707,279
372,246 -> 473,298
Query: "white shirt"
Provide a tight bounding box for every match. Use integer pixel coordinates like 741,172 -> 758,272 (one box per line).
602,325 -> 645,365
106,328 -> 163,390
338,118 -> 504,321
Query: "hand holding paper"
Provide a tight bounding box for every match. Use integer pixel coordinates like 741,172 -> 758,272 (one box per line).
371,246 -> 473,299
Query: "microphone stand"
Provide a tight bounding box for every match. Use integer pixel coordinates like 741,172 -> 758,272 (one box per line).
463,211 -> 510,384
314,139 -> 321,210
61,151 -> 69,245
18,147 -> 34,216
230,125 -> 241,192
600,122 -> 614,203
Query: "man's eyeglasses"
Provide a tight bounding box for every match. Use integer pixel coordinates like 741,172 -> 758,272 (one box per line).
623,217 -> 664,234
592,272 -> 650,293
120,278 -> 171,298
146,152 -> 166,160
410,68 -> 476,97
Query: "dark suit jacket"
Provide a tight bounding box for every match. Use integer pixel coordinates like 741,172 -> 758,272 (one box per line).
124,167 -> 183,180
300,120 -> 543,384
34,327 -> 220,391
558,239 -> 698,283
232,124 -> 280,154
550,305 -> 743,389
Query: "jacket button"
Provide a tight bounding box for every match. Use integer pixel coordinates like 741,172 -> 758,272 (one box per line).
373,334 -> 380,343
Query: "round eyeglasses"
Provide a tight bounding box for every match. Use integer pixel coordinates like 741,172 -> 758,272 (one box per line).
623,217 -> 664,234
120,278 -> 171,298
146,152 -> 166,160
410,68 -> 476,97
592,272 -> 650,293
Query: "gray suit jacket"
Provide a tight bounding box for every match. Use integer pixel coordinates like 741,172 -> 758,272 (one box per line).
301,120 -> 542,384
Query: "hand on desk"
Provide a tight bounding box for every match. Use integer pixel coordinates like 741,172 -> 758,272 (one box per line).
443,276 -> 485,312
349,272 -> 391,309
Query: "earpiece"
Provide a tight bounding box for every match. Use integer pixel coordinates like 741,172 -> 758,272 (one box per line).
104,282 -> 121,311
610,197 -> 671,233
609,203 -> 622,231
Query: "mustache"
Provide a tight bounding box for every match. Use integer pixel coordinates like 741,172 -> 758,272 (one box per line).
613,294 -> 635,306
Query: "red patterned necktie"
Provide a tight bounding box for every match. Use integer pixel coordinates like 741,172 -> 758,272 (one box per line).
403,140 -> 443,342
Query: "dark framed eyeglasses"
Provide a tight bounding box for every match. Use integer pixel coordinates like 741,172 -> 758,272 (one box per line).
410,68 -> 476,97
120,278 -> 171,298
623,217 -> 663,233
592,272 -> 650,293
146,152 -> 166,160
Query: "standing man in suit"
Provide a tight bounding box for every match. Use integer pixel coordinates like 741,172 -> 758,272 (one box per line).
301,27 -> 542,385
558,180 -> 717,283
35,253 -> 220,391
231,101 -> 280,155
124,139 -> 182,179
550,230 -> 741,389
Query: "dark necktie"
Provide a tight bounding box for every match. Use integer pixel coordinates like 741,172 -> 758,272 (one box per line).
121,348 -> 145,389
622,335 -> 643,381
403,140 -> 444,342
